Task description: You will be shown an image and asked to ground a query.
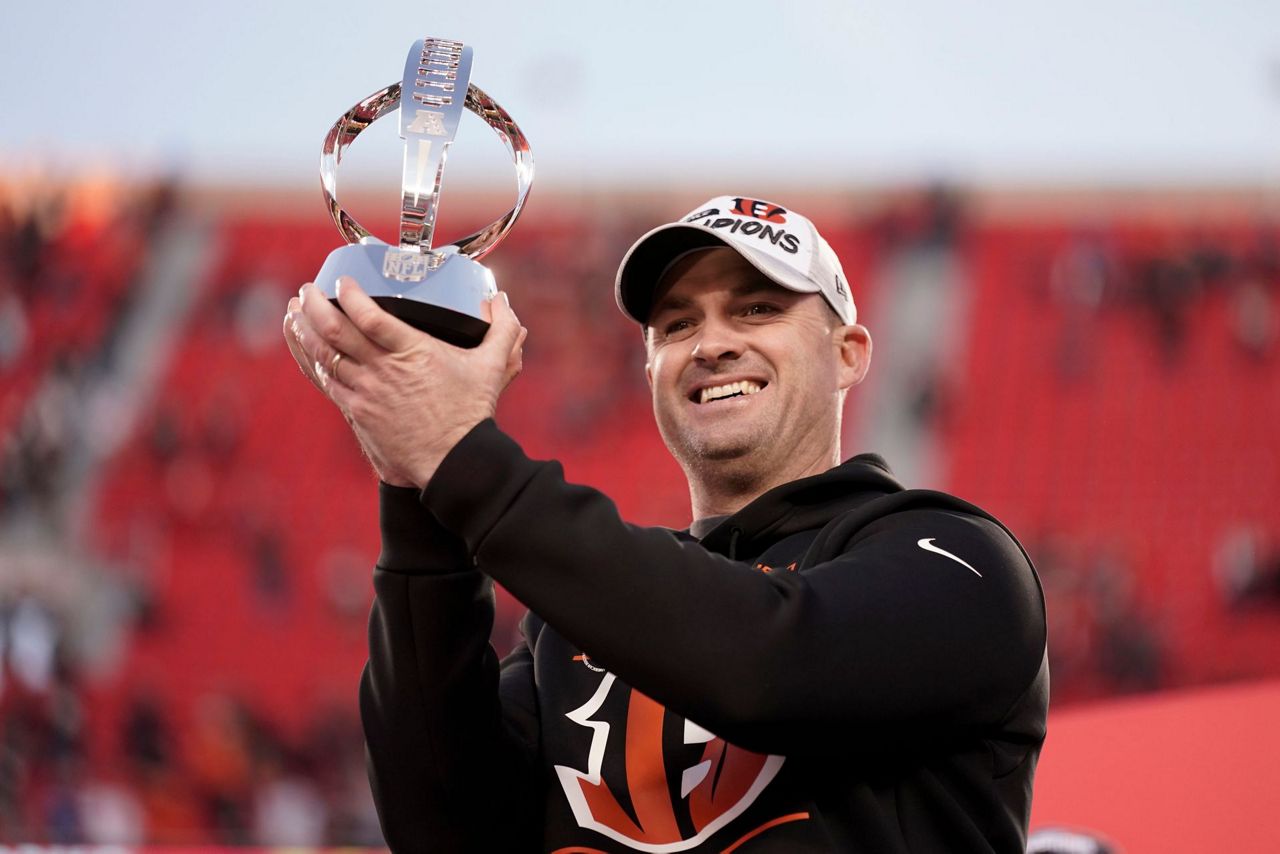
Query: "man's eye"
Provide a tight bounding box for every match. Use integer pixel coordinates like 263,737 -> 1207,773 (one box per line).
744,303 -> 778,316
664,319 -> 693,335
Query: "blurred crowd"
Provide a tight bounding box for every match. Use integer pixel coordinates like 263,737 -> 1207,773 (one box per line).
1043,223 -> 1279,377
0,180 -> 377,844
1,177 -> 1278,844
0,628 -> 378,844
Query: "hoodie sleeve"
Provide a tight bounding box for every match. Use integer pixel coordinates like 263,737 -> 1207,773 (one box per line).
359,482 -> 542,853
422,421 -> 1047,757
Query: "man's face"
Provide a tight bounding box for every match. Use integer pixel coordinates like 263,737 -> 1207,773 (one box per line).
644,248 -> 870,478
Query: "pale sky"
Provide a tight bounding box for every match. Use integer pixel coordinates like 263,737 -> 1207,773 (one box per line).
1,0 -> 1277,190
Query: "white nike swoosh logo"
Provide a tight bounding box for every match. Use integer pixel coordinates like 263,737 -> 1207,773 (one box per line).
917,538 -> 982,577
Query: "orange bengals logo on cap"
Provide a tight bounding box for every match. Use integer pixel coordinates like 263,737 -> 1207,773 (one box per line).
731,198 -> 787,224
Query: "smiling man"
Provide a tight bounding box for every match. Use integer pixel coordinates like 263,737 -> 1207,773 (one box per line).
637,244 -> 869,520
284,195 -> 1048,853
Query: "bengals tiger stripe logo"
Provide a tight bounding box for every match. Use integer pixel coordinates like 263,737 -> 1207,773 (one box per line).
554,673 -> 784,852
730,198 -> 787,224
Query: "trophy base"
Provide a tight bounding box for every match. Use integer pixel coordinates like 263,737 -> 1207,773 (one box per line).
314,241 -> 497,349
328,296 -> 489,349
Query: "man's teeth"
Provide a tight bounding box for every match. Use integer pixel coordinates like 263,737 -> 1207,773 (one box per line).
700,380 -> 763,404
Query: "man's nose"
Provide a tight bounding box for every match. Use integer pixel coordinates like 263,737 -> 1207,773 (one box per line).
691,316 -> 743,363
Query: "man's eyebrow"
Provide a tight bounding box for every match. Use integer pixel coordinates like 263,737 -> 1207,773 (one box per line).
649,293 -> 693,317
730,279 -> 785,298
648,276 -> 792,320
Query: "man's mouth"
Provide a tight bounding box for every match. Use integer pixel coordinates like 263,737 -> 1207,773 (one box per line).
691,380 -> 767,404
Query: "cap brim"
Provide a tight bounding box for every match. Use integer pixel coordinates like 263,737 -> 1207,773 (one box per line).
614,223 -> 822,324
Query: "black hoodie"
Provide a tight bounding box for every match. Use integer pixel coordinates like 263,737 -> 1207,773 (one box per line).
362,420 -> 1048,853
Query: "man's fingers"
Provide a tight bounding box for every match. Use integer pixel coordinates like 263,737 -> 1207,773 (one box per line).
299,281 -> 384,364
287,299 -> 362,392
479,292 -> 523,366
284,300 -> 326,392
324,370 -> 358,415
335,276 -> 425,353
502,324 -> 528,389
285,327 -> 323,393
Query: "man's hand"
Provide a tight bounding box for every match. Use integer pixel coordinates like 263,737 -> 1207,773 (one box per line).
282,276 -> 526,488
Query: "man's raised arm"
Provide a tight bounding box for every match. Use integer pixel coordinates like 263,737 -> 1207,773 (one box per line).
422,419 -> 1046,759
360,484 -> 541,852
283,286 -> 539,852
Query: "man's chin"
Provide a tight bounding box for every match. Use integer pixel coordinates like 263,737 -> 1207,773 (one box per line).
657,411 -> 770,470
676,427 -> 764,465
690,440 -> 755,462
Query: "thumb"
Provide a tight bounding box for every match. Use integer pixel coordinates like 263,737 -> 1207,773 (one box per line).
335,275 -> 423,353
478,292 -> 522,363
501,324 -> 528,390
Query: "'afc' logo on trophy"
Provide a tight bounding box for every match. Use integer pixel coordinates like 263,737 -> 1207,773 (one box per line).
406,109 -> 448,136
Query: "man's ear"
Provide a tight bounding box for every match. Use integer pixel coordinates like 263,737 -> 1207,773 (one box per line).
643,332 -> 654,390
835,323 -> 872,390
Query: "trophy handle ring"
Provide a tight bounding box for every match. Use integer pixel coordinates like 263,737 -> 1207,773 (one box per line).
319,82 -> 533,263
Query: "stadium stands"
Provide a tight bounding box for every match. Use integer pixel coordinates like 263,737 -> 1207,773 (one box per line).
2,184 -> 1277,844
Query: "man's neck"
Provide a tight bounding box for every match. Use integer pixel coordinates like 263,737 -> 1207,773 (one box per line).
686,443 -> 841,520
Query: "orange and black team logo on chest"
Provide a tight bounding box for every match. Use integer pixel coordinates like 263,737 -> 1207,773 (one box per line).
552,671 -> 805,852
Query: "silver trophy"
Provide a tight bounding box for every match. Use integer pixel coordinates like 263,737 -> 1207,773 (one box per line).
314,37 -> 533,347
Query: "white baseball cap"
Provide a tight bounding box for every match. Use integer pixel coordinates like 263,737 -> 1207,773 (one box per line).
615,195 -> 856,326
